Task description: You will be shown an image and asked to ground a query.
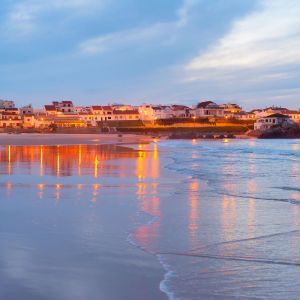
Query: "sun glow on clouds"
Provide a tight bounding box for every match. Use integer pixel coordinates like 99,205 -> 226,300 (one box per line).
186,0 -> 300,75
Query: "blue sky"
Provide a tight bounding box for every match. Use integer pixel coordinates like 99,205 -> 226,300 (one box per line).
0,0 -> 299,110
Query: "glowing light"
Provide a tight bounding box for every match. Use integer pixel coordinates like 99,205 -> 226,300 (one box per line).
8,145 -> 12,175
189,180 -> 199,241
40,146 -> 43,176
94,155 -> 99,178
56,146 -> 60,177
78,145 -> 82,176
37,184 -> 45,200
55,184 -> 61,201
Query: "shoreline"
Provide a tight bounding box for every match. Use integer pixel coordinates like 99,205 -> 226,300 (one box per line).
0,133 -> 255,147
0,133 -> 153,146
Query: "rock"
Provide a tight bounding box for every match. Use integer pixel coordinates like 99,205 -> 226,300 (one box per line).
256,124 -> 300,139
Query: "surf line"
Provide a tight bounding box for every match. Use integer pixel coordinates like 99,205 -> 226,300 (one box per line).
186,229 -> 300,253
158,252 -> 300,267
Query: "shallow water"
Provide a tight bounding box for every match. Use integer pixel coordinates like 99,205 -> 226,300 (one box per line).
1,140 -> 300,300
145,139 -> 300,300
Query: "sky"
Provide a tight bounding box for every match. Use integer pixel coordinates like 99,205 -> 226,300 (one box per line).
0,0 -> 299,110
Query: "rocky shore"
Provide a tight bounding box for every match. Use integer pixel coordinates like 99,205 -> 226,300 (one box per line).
249,124 -> 300,139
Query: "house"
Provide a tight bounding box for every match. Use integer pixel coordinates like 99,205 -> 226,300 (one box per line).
171,105 -> 191,118
35,115 -> 53,129
254,106 -> 289,118
285,110 -> 300,123
0,100 -> 15,109
139,105 -> 174,121
113,109 -> 140,121
0,108 -> 22,128
20,104 -> 34,115
254,113 -> 294,130
75,106 -> 91,114
22,114 -> 35,128
44,105 -> 58,116
235,111 -> 256,121
78,112 -> 99,127
52,101 -> 76,114
193,101 -> 224,118
90,106 -> 114,121
52,115 -> 85,128
220,103 -> 242,118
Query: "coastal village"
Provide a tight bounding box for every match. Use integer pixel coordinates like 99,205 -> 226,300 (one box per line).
0,99 -> 299,136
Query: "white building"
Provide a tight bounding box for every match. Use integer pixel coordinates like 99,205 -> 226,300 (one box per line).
254,113 -> 294,130
193,101 -> 224,118
286,110 -> 300,123
170,105 -> 191,118
20,104 -> 34,115
52,101 -> 76,114
113,109 -> 140,121
0,108 -> 22,128
75,106 -> 91,114
139,105 -> 174,121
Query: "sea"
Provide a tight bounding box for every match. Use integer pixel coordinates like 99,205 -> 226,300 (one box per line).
0,139 -> 300,300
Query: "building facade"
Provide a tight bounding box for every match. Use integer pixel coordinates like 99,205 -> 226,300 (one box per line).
254,113 -> 294,130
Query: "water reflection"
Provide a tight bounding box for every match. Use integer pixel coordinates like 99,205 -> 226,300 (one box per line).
0,144 -> 162,205
133,144 -> 161,250
189,180 -> 200,247
0,145 -> 140,177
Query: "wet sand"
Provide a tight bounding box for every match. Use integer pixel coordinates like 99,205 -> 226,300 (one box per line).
0,140 -> 169,300
0,133 -> 152,146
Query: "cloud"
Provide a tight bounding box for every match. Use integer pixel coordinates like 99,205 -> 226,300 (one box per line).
3,0 -> 106,37
79,23 -> 173,54
186,0 -> 300,75
79,0 -> 200,55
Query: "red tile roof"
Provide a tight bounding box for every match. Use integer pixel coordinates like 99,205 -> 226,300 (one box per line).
45,105 -> 57,111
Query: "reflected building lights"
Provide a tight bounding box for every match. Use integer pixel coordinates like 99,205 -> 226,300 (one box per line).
78,145 -> 82,176
189,180 -> 200,247
6,182 -> 13,197
56,146 -> 60,177
94,155 -> 99,178
0,144 -> 140,178
37,183 -> 45,200
40,146 -> 44,176
55,184 -> 61,201
8,145 -> 11,175
134,144 -> 161,249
